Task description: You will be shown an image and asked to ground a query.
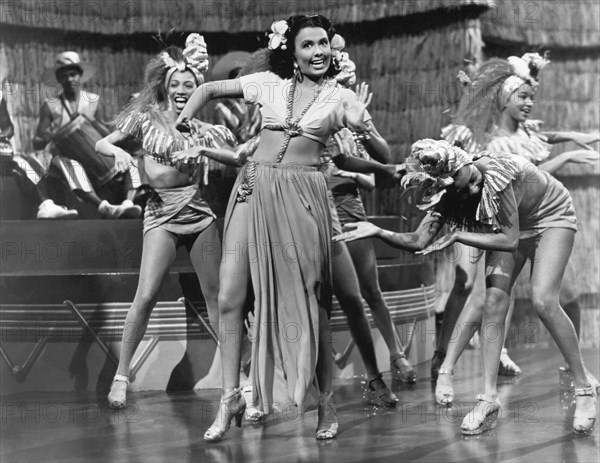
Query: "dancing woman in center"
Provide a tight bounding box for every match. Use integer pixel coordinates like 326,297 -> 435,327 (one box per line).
177,15 -> 374,441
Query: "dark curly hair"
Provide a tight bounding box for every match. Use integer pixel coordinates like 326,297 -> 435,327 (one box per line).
267,14 -> 340,80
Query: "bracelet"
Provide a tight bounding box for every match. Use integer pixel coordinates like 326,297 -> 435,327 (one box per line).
354,128 -> 371,142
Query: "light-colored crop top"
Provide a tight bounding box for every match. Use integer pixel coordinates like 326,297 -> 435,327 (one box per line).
238,71 -> 370,146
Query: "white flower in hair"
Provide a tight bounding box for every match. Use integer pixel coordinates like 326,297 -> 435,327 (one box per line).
268,20 -> 289,50
336,52 -> 357,86
330,33 -> 345,67
507,52 -> 549,83
184,33 -> 209,72
507,56 -> 530,81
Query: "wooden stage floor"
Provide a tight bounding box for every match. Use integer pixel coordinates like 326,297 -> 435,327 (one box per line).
1,346 -> 599,463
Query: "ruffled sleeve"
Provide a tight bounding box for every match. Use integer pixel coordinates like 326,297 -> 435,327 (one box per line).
486,120 -> 551,164
116,111 -> 148,140
441,124 -> 480,155
475,153 -> 522,230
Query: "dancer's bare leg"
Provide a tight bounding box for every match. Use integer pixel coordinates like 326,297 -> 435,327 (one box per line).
332,241 -> 379,377
217,203 -> 250,391
528,230 -> 587,387
116,228 -> 178,377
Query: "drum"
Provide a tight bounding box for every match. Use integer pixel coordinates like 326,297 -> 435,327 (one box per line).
52,114 -> 117,186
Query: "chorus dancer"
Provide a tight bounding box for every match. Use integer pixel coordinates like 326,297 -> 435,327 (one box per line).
335,138 -> 597,435
175,15 -> 375,441
96,34 -> 238,409
432,53 -> 600,384
325,41 -> 416,391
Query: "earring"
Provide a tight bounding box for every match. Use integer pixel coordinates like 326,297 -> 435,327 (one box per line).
293,61 -> 303,83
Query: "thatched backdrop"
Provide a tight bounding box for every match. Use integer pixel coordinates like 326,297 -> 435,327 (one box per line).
1,1 -> 598,346
2,0 -> 487,34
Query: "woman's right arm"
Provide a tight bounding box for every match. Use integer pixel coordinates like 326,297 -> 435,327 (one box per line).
334,212 -> 444,252
176,79 -> 244,127
96,130 -> 135,172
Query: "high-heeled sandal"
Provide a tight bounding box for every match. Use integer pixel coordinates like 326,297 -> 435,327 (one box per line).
241,384 -> 265,422
498,348 -> 521,376
573,386 -> 597,435
461,394 -> 501,435
390,353 -> 417,384
316,391 -> 338,440
108,374 -> 129,409
435,369 -> 454,406
364,373 -> 399,408
430,350 -> 446,382
204,388 -> 246,442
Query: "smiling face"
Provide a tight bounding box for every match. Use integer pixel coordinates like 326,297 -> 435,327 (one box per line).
504,83 -> 536,123
166,70 -> 198,114
293,27 -> 331,81
451,164 -> 484,199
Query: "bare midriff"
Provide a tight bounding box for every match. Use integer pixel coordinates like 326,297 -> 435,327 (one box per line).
252,129 -> 324,166
143,155 -> 193,189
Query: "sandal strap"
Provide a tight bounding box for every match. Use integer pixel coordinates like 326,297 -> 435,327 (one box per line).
475,394 -> 500,405
113,374 -> 129,385
574,386 -> 595,397
367,372 -> 383,385
438,369 -> 453,377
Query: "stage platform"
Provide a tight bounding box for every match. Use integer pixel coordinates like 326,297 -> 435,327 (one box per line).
1,346 -> 598,463
0,217 -> 436,394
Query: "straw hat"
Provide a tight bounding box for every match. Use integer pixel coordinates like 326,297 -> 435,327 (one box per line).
41,51 -> 96,83
210,51 -> 251,81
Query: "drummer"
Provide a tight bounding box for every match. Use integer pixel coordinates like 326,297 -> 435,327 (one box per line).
14,51 -> 141,219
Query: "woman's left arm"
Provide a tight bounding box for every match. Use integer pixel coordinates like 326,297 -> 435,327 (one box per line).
356,121 -> 391,164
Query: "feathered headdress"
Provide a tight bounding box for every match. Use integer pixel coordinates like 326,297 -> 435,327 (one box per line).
163,33 -> 209,87
402,139 -> 472,210
454,52 -> 549,146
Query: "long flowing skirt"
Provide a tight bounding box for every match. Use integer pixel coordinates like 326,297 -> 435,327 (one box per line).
223,161 -> 332,414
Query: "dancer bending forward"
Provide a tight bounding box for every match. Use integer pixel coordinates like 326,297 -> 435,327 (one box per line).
335,138 -> 597,435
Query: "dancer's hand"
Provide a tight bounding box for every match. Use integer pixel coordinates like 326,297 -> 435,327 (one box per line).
171,147 -> 202,164
333,222 -> 379,243
175,116 -> 192,133
333,129 -> 356,157
416,232 -> 457,255
113,149 -> 134,173
570,131 -> 600,150
344,82 -> 372,132
333,169 -> 356,179
568,150 -> 600,165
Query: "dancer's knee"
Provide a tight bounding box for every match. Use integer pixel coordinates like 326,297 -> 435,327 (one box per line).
217,291 -> 245,318
532,293 -> 560,319
484,291 -> 510,320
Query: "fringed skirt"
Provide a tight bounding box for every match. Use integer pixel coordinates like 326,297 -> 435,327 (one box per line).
224,161 -> 332,414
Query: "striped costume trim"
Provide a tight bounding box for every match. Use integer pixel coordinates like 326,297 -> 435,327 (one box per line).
117,111 -> 236,185
476,152 -> 522,230
486,120 -> 551,164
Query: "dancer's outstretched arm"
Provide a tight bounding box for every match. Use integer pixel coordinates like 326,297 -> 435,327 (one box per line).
418,187 -> 519,255
333,211 -> 444,251
176,79 -> 243,127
